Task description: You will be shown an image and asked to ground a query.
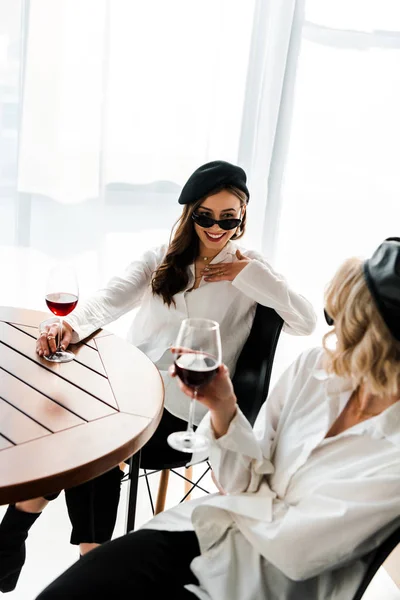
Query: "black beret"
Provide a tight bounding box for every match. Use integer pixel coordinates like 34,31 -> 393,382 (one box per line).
363,237 -> 400,341
178,160 -> 249,205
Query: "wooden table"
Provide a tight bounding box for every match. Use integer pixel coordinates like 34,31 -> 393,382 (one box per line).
0,306 -> 164,506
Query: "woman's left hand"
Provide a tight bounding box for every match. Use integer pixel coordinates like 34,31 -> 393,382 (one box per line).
202,249 -> 251,282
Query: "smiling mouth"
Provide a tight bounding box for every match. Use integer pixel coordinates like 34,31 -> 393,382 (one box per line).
205,231 -> 226,242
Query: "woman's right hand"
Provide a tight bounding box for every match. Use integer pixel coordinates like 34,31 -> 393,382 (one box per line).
169,361 -> 238,438
36,321 -> 74,357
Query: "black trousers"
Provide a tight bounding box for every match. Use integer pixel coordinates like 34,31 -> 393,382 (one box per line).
36,529 -> 200,599
63,409 -> 194,544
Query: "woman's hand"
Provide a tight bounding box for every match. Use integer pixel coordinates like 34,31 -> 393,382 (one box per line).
169,360 -> 237,438
36,321 -> 73,357
202,249 -> 250,282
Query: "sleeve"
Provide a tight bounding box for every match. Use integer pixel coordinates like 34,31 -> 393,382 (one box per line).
231,250 -> 317,336
64,245 -> 166,342
195,348 -> 314,495
255,470 -> 400,581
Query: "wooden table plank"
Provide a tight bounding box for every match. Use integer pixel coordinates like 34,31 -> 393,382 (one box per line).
0,323 -> 117,409
65,343 -> 107,376
84,330 -> 113,349
8,324 -> 39,335
0,343 -> 116,421
10,324 -> 107,377
95,335 -> 164,419
0,369 -> 84,432
0,398 -> 51,444
0,435 -> 13,450
0,412 -> 161,504
0,306 -> 50,328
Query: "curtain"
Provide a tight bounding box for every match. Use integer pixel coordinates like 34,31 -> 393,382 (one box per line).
0,0 -> 300,336
269,0 -> 400,377
1,0 -> 398,372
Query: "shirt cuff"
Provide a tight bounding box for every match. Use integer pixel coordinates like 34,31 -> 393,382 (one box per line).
232,259 -> 278,296
196,407 -> 265,462
63,316 -> 84,344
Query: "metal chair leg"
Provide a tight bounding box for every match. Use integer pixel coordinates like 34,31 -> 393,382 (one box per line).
155,469 -> 170,514
125,450 -> 141,533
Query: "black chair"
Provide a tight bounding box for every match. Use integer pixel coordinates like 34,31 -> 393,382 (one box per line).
124,304 -> 284,533
352,521 -> 400,600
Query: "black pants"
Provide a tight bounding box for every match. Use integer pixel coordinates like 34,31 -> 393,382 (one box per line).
63,409 -> 194,544
36,529 -> 200,599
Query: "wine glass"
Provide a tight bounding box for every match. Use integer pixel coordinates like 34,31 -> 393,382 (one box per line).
167,318 -> 222,453
44,263 -> 79,363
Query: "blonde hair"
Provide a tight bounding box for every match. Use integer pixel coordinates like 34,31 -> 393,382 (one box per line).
323,257 -> 400,396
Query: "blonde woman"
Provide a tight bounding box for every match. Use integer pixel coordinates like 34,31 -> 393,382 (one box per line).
36,237 -> 400,600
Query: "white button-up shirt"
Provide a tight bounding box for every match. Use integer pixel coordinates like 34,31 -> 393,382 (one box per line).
65,241 -> 316,423
145,347 -> 400,600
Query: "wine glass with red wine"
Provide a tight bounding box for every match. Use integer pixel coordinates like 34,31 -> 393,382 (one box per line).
44,263 -> 79,363
167,318 -> 222,453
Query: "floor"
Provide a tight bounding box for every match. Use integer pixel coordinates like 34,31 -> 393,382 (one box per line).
0,464 -> 399,600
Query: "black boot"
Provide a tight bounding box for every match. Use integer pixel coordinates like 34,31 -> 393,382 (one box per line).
0,504 -> 41,592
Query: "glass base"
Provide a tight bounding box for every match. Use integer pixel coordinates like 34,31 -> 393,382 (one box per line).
167,431 -> 210,453
43,349 -> 75,363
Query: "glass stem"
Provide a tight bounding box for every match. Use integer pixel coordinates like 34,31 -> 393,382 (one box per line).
186,389 -> 197,434
58,317 -> 63,352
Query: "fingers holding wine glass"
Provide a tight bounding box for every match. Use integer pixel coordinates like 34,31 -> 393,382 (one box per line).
169,363 -> 235,409
167,318 -> 222,453
36,321 -> 73,357
43,263 -> 79,363
170,361 -> 237,441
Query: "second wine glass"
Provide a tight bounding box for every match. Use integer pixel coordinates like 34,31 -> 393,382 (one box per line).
44,262 -> 79,363
167,318 -> 222,453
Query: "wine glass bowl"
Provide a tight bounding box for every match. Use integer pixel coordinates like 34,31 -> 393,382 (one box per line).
44,263 -> 79,363
45,293 -> 78,317
174,352 -> 219,389
167,318 -> 222,453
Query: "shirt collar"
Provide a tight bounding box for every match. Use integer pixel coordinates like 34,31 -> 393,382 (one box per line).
311,362 -> 353,397
209,240 -> 237,264
373,401 -> 400,450
312,356 -> 400,449
188,240 -> 238,276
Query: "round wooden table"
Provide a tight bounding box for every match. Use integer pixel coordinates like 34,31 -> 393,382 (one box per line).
0,306 -> 164,505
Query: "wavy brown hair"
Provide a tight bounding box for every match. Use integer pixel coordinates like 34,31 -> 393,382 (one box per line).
151,185 -> 248,306
323,257 -> 400,396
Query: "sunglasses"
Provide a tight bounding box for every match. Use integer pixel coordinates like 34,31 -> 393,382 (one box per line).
192,213 -> 242,231
324,309 -> 334,326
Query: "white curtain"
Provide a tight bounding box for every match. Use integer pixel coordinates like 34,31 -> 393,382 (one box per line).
268,0 -> 400,377
1,0 -> 399,372
0,0 -> 299,334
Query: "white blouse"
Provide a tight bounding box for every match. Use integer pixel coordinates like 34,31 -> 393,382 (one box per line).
145,347 -> 400,600
65,241 -> 316,423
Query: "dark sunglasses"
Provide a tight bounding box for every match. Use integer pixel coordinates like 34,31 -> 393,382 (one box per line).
192,213 -> 242,231
324,309 -> 334,326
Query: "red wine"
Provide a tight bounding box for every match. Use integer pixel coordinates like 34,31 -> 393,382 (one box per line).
45,293 -> 78,317
174,353 -> 219,389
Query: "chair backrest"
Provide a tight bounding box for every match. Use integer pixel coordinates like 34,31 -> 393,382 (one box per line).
232,304 -> 284,426
352,523 -> 400,600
